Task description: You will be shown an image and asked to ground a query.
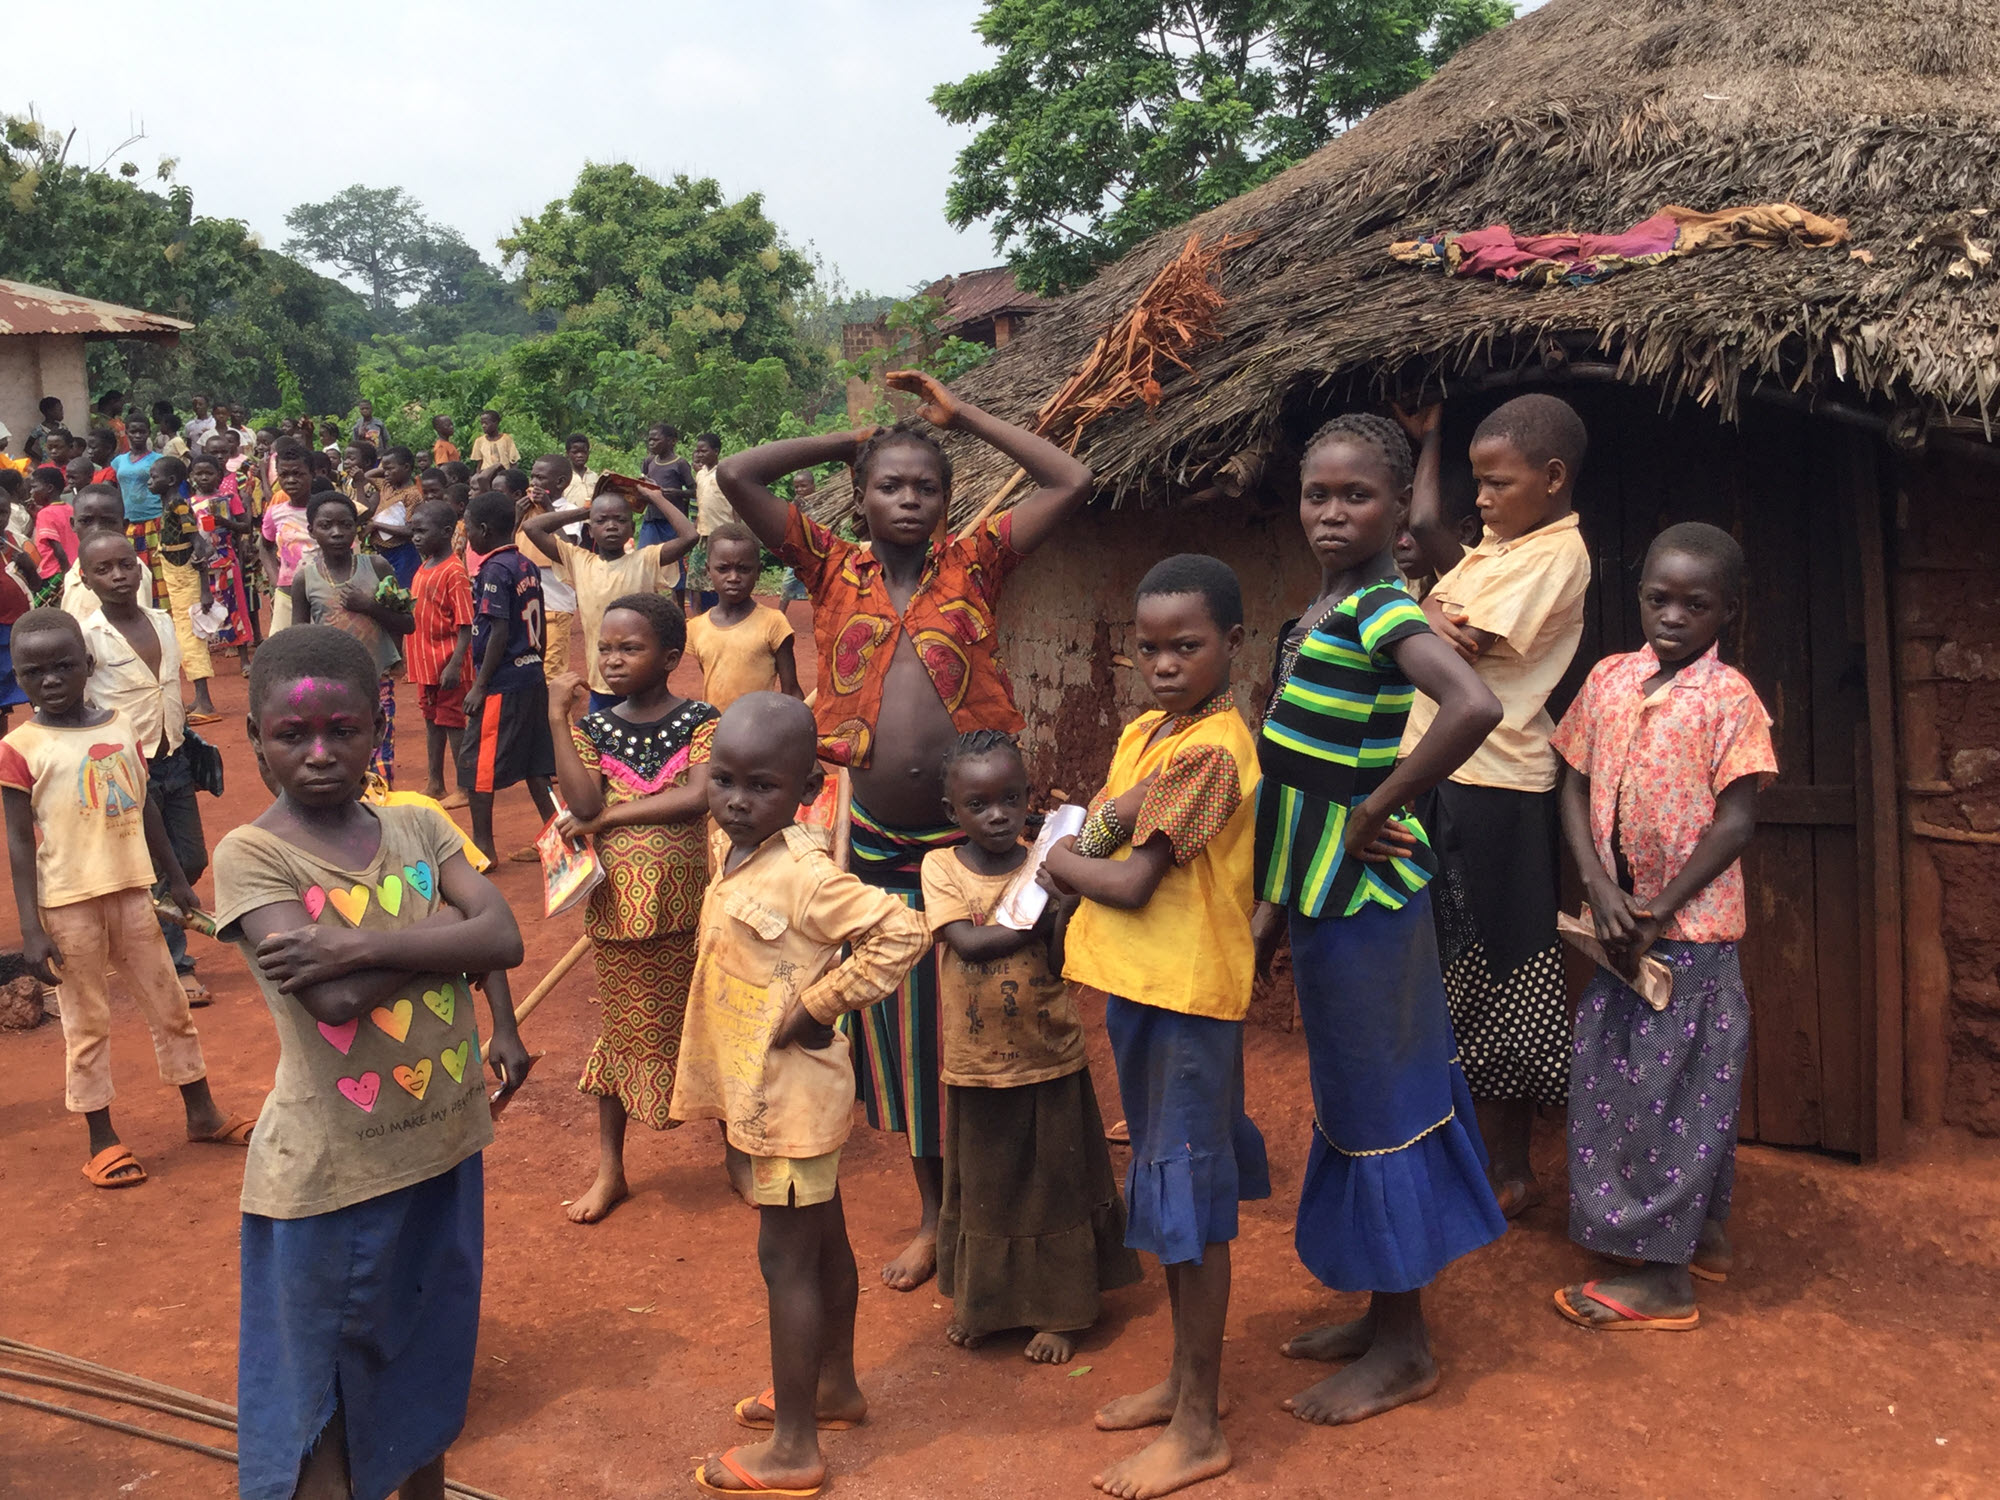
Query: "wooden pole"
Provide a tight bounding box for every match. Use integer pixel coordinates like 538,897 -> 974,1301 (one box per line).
512,934 -> 592,1027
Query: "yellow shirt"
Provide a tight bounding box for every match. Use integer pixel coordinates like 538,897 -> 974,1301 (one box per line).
694,466 -> 736,538
554,536 -> 675,691
470,432 -> 519,472
670,825 -> 930,1157
1399,511 -> 1590,791
686,605 -> 794,711
1063,704 -> 1260,1021
0,712 -> 155,907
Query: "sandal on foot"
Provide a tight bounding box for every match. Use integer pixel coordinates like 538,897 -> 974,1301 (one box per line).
1609,1251 -> 1728,1285
191,1114 -> 256,1146
1553,1280 -> 1699,1332
178,973 -> 213,1007
82,1145 -> 148,1189
694,1447 -> 824,1496
185,711 -> 224,726
1105,1118 -> 1130,1145
733,1387 -> 862,1432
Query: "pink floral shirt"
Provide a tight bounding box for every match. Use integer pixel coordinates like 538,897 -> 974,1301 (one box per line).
1550,644 -> 1777,942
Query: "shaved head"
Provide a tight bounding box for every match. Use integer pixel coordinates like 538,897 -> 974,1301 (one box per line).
714,692 -> 819,779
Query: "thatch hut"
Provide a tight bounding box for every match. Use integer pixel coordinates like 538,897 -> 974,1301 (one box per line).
810,0 -> 2000,1155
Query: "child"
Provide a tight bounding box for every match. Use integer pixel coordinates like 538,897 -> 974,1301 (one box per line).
521,454 -> 581,680
720,370 -> 1092,1292
1399,395 -> 1593,1216
1043,554 -> 1269,1500
408,500 -> 476,808
58,485 -> 129,619
457,491 -> 559,864
259,438 -> 316,632
289,492 -> 413,786
149,457 -> 222,723
0,607 -> 249,1189
87,427 -> 120,484
431,413 -> 460,468
111,414 -> 172,612
1548,522 -> 1775,1332
189,450 -> 257,673
469,409 -> 519,479
546,595 -> 717,1223
210,624 -> 530,1500
1251,414 -> 1506,1429
521,475 -> 697,713
685,522 -> 801,711
562,433 -> 597,504
670,692 -> 929,1498
688,432 -> 729,611
928,730 -> 1139,1363
639,421 -> 695,551
29,465 -> 73,581
79,531 -> 216,1004
317,419 -> 344,462
368,446 -> 425,588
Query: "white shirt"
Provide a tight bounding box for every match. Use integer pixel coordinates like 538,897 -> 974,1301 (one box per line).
82,606 -> 185,757
182,415 -> 217,447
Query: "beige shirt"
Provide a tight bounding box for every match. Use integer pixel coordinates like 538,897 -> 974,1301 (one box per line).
563,469 -> 598,507
82,606 -> 185,756
694,466 -> 736,538
670,825 -> 929,1157
921,849 -> 1085,1088
0,712 -> 155,907
213,806 -> 495,1218
1400,512 -> 1591,791
60,561 -> 100,619
686,605 -> 794,711
470,432 -> 519,472
555,536 -> 674,692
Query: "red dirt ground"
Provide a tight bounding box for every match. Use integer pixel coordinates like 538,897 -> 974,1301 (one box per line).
4,602 -> 1999,1500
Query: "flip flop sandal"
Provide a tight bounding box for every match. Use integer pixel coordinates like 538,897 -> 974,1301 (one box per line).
1553,1280 -> 1700,1333
179,973 -> 213,1007
191,1114 -> 256,1146
82,1145 -> 148,1189
1608,1251 -> 1729,1284
507,845 -> 541,863
185,711 -> 224,725
733,1387 -> 862,1432
693,1446 -> 825,1496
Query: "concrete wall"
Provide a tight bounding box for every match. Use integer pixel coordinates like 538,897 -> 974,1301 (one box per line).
0,336 -> 87,456
1893,443 -> 2000,1134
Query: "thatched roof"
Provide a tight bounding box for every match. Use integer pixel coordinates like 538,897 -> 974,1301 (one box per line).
819,0 -> 1999,520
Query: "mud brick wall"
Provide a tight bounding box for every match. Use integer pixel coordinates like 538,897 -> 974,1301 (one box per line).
1893,446 -> 2000,1133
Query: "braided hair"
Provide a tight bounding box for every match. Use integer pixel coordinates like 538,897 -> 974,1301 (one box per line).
940,727 -> 1025,785
1301,412 -> 1415,494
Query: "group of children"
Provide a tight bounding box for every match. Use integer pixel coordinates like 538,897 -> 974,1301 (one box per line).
6,371 -> 1777,1499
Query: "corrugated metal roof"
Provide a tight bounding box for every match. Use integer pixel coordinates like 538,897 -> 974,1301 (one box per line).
0,280 -> 192,340
920,266 -> 1047,332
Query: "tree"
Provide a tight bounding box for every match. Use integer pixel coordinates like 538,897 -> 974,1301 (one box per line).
934,0 -> 1516,293
284,185 -> 438,315
500,164 -> 817,375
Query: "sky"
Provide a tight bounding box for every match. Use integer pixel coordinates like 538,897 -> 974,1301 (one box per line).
19,0 -> 1550,304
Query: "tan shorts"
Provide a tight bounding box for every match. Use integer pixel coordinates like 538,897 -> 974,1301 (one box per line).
749,1148 -> 841,1207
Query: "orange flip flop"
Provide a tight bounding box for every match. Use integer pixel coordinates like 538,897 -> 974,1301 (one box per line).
1553,1280 -> 1700,1332
1609,1251 -> 1728,1284
693,1446 -> 824,1496
191,1114 -> 256,1146
82,1145 -> 147,1189
732,1388 -> 862,1432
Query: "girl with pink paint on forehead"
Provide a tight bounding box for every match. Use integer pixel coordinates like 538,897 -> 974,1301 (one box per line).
210,625 -> 531,1500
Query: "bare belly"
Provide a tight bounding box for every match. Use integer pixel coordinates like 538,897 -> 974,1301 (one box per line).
849,633 -> 958,829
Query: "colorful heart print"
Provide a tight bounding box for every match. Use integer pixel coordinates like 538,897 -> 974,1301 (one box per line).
440,1040 -> 472,1084
423,984 -> 455,1025
303,886 -> 327,921
370,998 -> 414,1043
327,884 -> 371,925
404,861 -> 435,901
377,874 -> 404,917
393,1058 -> 433,1100
337,1072 -> 380,1112
317,1018 -> 358,1055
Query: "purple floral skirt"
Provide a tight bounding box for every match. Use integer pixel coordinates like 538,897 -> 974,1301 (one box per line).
1567,939 -> 1747,1265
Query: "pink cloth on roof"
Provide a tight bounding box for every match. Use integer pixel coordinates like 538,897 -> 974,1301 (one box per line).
1449,215 -> 1682,282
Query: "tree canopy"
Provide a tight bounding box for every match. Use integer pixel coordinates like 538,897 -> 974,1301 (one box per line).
934,0 -> 1516,293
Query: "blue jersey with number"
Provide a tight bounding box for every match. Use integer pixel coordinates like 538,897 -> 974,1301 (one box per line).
470,544 -> 545,691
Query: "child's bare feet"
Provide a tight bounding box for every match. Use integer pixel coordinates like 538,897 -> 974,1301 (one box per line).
1279,1309 -> 1375,1362
1284,1340 -> 1439,1425
1489,1171 -> 1543,1219
1093,1423 -> 1231,1499
696,1441 -> 825,1496
422,780 -> 447,801
1024,1329 -> 1076,1364
881,1227 -> 937,1292
1096,1381 -> 1233,1431
566,1168 -> 629,1224
945,1321 -> 985,1350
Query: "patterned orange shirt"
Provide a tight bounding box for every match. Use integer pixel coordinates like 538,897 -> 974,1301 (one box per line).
780,506 -> 1025,767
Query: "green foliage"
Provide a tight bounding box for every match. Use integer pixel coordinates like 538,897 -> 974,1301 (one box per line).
836,294 -> 994,425
283,185 -> 434,315
934,0 -> 1516,293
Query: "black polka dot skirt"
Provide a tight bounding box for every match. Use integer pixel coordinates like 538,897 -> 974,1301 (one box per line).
1443,940 -> 1570,1107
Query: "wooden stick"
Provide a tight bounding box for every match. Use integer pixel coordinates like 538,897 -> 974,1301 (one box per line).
1907,818 -> 2000,845
957,466 -> 1027,538
513,934 -> 592,1026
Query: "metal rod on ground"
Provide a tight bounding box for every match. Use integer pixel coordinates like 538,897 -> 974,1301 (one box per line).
0,1337 -> 236,1419
0,1367 -> 235,1430
0,1389 -> 242,1463
512,934 -> 592,1026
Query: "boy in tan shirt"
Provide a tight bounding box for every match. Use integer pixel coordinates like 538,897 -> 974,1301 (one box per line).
673,692 -> 927,1498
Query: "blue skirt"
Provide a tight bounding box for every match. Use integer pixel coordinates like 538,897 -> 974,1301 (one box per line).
1291,894 -> 1506,1293
238,1153 -> 484,1500
0,625 -> 27,708
1105,995 -> 1270,1266
379,540 -> 423,590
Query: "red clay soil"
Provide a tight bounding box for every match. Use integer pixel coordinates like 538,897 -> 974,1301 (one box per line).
5,603 -> 2000,1500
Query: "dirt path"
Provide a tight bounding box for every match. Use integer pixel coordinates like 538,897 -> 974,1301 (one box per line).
4,603 -> 1999,1499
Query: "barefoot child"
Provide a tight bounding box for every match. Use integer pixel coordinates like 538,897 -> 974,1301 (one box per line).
546,595 -> 717,1225
929,730 -> 1139,1364
407,500 -> 475,807
1252,414 -> 1507,1429
1043,554 -> 1270,1500
685,522 -> 801,711
212,625 -> 530,1500
1398,396 -> 1593,1216
189,451 -> 257,674
0,607 -> 248,1189
672,693 -> 929,1497
719,368 -> 1092,1293
1548,522 -> 1775,1332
